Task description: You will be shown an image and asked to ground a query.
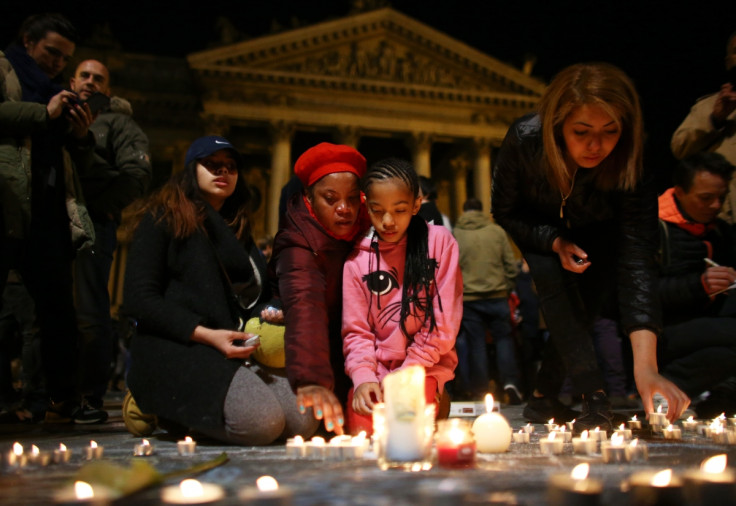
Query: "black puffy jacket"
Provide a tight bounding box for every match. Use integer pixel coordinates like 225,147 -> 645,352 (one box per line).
491,113 -> 662,335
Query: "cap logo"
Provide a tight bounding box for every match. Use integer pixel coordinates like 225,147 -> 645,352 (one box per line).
214,140 -> 228,144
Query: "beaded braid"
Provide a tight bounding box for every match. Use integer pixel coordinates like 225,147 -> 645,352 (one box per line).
361,158 -> 441,339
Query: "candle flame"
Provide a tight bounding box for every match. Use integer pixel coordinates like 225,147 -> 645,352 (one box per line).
593,427 -> 600,433
630,438 -> 639,448
581,430 -> 589,440
547,418 -> 555,425
548,432 -> 556,441
256,475 -> 279,492
718,413 -> 726,420
611,433 -> 624,446
31,445 -> 39,456
559,426 -> 566,433
651,469 -> 673,487
293,435 -> 304,445
666,424 -> 674,432
311,437 -> 325,446
571,418 -> 576,424
702,454 -> 727,474
356,431 -> 367,440
180,479 -> 203,498
185,436 -> 193,443
619,423 -> 625,430
449,427 -> 466,446
141,439 -> 150,446
90,440 -> 98,448
484,393 -> 494,413
12,442 -> 23,456
631,415 -> 638,421
75,481 -> 94,500
710,419 -> 722,429
657,405 -> 663,414
571,463 -> 589,480
59,443 -> 67,452
518,429 -> 524,434
687,416 -> 694,422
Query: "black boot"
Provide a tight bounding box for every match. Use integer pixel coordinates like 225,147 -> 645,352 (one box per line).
574,391 -> 622,434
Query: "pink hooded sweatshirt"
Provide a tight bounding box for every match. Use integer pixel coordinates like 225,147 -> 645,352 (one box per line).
342,224 -> 462,393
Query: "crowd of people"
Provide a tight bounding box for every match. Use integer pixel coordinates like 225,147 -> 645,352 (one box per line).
1,12 -> 735,443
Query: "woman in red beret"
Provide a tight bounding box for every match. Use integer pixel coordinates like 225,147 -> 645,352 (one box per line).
268,142 -> 369,435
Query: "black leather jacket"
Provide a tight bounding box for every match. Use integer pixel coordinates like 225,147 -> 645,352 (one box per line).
492,113 -> 662,335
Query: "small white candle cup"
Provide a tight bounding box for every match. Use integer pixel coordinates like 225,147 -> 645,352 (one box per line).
565,419 -> 576,432
572,431 -> 596,456
84,441 -> 104,460
133,439 -> 154,457
682,455 -> 736,505
28,445 -> 51,466
628,415 -> 642,430
682,416 -> 699,432
626,469 -> 684,505
53,480 -> 114,505
285,436 -> 306,458
6,442 -> 28,468
547,463 -> 602,506
238,475 -> 294,505
589,427 -> 607,442
663,425 -> 682,440
522,423 -> 535,434
555,427 -> 572,443
177,436 -> 197,456
540,432 -> 564,456
613,425 -> 633,442
512,430 -> 530,444
601,433 -> 626,463
161,479 -> 224,505
649,408 -> 668,427
305,437 -> 327,459
625,439 -> 649,463
53,443 -> 72,464
544,419 -> 559,433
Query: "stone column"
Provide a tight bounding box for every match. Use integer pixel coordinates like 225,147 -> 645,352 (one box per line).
450,156 -> 469,219
337,125 -> 361,149
473,137 -> 492,215
268,121 -> 294,236
408,132 -> 432,177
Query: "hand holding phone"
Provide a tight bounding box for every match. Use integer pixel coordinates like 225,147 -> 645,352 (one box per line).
233,335 -> 260,347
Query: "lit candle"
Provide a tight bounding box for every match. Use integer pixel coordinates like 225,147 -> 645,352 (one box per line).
625,439 -> 648,463
729,415 -> 736,427
345,432 -> 368,460
589,427 -> 607,442
614,423 -> 632,441
682,454 -> 736,506
512,429 -> 530,444
84,440 -> 104,460
555,426 -> 572,443
649,405 -> 668,428
177,436 -> 197,456
133,439 -> 154,457
540,431 -> 564,456
53,480 -> 113,505
710,425 -> 730,445
471,394 -> 512,453
601,433 -> 626,463
161,479 -> 224,504
238,475 -> 294,505
28,445 -> 51,466
545,418 -> 559,433
305,437 -> 326,459
285,435 -> 306,458
627,469 -> 684,505
682,416 -> 699,432
53,443 -> 71,464
663,424 -> 682,440
572,430 -> 596,456
547,463 -> 602,506
326,435 -> 352,460
6,442 -> 27,468
522,423 -> 535,434
628,415 -> 642,430
565,419 -> 576,432
435,418 -> 476,468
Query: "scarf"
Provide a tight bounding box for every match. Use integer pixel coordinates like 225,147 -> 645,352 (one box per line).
4,44 -> 64,104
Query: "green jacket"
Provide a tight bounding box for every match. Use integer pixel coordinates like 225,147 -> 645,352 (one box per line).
0,50 -> 94,249
453,209 -> 518,300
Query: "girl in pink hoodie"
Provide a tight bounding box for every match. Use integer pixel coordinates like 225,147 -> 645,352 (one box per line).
342,158 -> 462,433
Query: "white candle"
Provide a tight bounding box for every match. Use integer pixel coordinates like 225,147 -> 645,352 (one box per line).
177,436 -> 197,456
548,463 -> 603,506
572,431 -> 596,455
589,427 -> 607,442
53,480 -> 114,505
6,442 -> 27,468
555,427 -> 572,443
664,424 -> 682,440
545,418 -> 559,433
305,437 -> 326,459
625,438 -> 649,463
28,445 -> 51,466
133,439 -> 153,457
601,433 -> 626,463
161,479 -> 224,504
682,454 -> 736,504
565,419 -> 576,432
540,432 -> 564,455
238,475 -> 294,505
628,415 -> 642,430
53,443 -> 71,464
84,440 -> 104,460
285,435 -> 306,458
522,423 -> 535,434
613,424 -> 632,441
512,430 -> 530,444
471,394 -> 512,453
682,416 -> 698,432
649,405 -> 668,427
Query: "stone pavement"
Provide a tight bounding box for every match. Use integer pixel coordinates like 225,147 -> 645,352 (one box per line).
1,393 -> 735,505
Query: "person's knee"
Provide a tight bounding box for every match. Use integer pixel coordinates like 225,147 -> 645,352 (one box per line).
225,407 -> 286,445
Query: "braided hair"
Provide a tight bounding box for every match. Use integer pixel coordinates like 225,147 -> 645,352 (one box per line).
361,158 -> 442,339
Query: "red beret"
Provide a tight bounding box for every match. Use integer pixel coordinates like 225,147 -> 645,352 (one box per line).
294,142 -> 366,187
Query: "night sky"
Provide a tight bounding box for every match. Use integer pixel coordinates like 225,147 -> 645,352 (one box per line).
2,0 -> 734,187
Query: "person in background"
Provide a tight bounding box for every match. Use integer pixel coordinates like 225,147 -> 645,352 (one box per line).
417,175 -> 449,229
69,59 -> 152,414
492,62 -> 689,433
453,197 -> 522,404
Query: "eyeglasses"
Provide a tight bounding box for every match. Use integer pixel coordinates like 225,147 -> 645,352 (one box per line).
200,159 -> 238,174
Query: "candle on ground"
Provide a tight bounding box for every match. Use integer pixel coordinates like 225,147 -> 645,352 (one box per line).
471,394 -> 511,453
161,479 -> 224,504
682,454 -> 736,506
682,416 -> 698,432
53,443 -> 71,464
614,424 -> 632,441
238,475 -> 294,505
664,424 -> 682,440
628,415 -> 642,430
133,439 -> 153,457
522,423 -> 535,434
285,436 -> 306,458
28,445 -> 51,466
177,436 -> 197,456
53,480 -> 113,505
572,430 -> 596,456
84,440 -> 104,460
540,431 -> 564,456
627,469 -> 684,505
601,433 -> 626,463
512,430 -> 530,444
547,463 -> 602,506
7,442 -> 27,467
436,418 -> 475,468
625,439 -> 649,463
545,418 -> 559,433
649,405 -> 668,427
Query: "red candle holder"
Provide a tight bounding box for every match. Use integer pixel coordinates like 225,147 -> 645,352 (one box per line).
435,419 -> 476,468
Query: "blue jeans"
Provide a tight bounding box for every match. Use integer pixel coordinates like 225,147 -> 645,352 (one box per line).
456,298 -> 520,396
74,219 -> 117,404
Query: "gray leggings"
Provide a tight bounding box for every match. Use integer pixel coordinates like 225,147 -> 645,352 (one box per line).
198,363 -> 319,445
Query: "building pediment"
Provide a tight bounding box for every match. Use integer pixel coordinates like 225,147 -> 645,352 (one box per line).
188,8 -> 544,97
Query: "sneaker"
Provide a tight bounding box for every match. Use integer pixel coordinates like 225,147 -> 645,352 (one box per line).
523,395 -> 579,423
574,391 -> 616,434
504,384 -> 523,405
45,400 -> 108,425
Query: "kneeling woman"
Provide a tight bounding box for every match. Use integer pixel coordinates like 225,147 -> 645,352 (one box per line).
124,136 -> 317,444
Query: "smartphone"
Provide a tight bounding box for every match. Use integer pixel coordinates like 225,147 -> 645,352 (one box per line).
83,92 -> 110,114
233,335 -> 260,347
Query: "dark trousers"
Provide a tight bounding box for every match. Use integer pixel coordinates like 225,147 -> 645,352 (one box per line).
660,317 -> 736,397
74,220 -> 117,404
524,232 -> 617,397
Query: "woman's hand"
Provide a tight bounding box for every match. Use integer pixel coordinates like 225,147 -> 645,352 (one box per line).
260,306 -> 284,324
66,100 -> 95,139
630,329 -> 690,423
296,384 -> 344,435
552,237 -> 590,273
189,326 -> 259,360
352,382 -> 382,416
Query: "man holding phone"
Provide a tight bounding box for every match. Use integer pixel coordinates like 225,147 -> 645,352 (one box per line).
671,32 -> 736,222
69,60 -> 152,416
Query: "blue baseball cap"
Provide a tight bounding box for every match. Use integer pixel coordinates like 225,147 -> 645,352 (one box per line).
185,135 -> 242,167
